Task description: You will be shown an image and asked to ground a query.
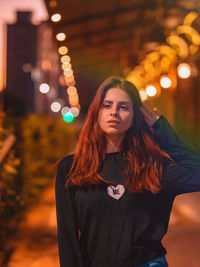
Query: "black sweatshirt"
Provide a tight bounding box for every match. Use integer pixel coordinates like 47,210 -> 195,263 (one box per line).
55,115 -> 200,267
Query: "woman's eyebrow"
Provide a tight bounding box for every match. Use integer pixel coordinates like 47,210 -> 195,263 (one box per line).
103,100 -> 130,105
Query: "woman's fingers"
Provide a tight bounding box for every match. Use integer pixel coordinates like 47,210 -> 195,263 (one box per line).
153,108 -> 161,119
140,104 -> 161,127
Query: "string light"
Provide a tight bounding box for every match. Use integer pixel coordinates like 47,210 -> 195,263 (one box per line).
49,0 -> 57,8
146,85 -> 157,97
51,13 -> 61,22
61,55 -> 71,63
51,101 -> 61,112
58,46 -> 68,55
63,111 -> 75,123
64,69 -> 73,77
160,76 -> 172,88
61,106 -> 71,115
56,33 -> 66,41
71,107 -> 80,117
39,83 -> 50,94
67,86 -> 77,95
139,89 -> 148,101
177,63 -> 191,79
65,75 -> 75,83
54,26 -> 80,118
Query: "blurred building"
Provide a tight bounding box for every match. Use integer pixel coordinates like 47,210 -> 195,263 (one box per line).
34,21 -> 65,114
4,11 -> 37,114
4,11 -> 63,115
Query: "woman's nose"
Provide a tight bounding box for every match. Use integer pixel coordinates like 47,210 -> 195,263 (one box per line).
110,106 -> 118,116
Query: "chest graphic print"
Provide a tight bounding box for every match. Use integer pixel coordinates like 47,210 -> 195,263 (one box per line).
107,185 -> 125,200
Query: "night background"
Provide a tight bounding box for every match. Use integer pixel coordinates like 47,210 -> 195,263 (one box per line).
1,0 -> 200,266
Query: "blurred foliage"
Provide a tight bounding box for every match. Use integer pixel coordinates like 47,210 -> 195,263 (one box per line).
0,113 -> 77,256
174,114 -> 200,152
20,114 -> 76,206
0,125 -> 21,250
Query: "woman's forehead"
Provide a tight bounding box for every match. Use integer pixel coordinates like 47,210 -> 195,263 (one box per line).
104,87 -> 132,103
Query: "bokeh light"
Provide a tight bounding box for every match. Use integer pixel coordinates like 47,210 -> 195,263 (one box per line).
65,75 -> 75,83
51,101 -> 61,112
61,106 -> 71,115
39,83 -> 50,94
56,33 -> 66,41
61,55 -> 71,63
58,46 -> 68,55
64,69 -> 73,77
62,63 -> 72,71
63,111 -> 75,123
51,13 -> 61,22
71,107 -> 80,117
146,85 -> 157,97
177,63 -> 191,79
22,63 -> 32,73
160,76 -> 172,88
49,0 -> 57,8
139,89 -> 148,101
67,86 -> 77,95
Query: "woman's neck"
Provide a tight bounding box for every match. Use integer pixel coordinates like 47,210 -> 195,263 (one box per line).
105,134 -> 124,153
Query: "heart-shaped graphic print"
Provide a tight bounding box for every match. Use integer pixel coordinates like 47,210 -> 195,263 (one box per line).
107,185 -> 125,200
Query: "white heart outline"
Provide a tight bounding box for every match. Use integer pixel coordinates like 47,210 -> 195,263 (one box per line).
107,184 -> 125,200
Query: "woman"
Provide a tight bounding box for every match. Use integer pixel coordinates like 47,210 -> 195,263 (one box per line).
55,76 -> 200,267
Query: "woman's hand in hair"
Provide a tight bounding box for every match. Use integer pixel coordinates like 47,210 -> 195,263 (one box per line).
140,104 -> 161,127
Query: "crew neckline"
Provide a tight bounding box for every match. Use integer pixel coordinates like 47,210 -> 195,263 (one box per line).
105,151 -> 122,156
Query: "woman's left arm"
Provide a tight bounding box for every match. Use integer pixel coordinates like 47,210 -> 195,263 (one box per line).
141,105 -> 200,194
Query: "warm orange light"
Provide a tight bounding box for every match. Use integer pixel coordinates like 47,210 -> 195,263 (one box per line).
58,46 -> 68,55
49,0 -> 57,8
146,85 -> 157,96
69,94 -> 79,105
65,75 -> 75,83
64,69 -> 73,77
61,55 -> 71,63
51,13 -> 61,22
160,76 -> 172,88
67,86 -> 77,95
66,80 -> 76,87
56,33 -> 66,41
184,12 -> 198,26
177,63 -> 191,79
139,89 -> 148,101
71,107 -> 80,117
62,63 -> 72,70
59,75 -> 66,86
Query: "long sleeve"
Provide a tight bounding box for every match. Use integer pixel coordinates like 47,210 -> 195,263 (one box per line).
55,156 -> 83,267
152,115 -> 200,195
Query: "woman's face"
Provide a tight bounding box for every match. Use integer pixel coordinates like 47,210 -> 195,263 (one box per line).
98,87 -> 134,139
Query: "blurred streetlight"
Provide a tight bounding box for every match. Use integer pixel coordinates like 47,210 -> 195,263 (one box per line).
177,63 -> 191,79
139,89 -> 148,101
51,13 -> 61,22
146,85 -> 157,96
56,33 -> 66,41
39,83 -> 50,94
160,76 -> 172,88
71,106 -> 80,117
58,46 -> 68,55
51,101 -> 61,112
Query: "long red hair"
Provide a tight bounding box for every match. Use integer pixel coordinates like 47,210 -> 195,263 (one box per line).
66,76 -> 171,193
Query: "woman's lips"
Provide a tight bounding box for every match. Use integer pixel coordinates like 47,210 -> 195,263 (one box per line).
107,120 -> 120,125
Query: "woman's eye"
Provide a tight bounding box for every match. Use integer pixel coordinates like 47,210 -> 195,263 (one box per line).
120,105 -> 128,110
103,103 -> 111,109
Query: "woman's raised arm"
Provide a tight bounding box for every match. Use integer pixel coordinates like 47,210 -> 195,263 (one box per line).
141,104 -> 200,194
